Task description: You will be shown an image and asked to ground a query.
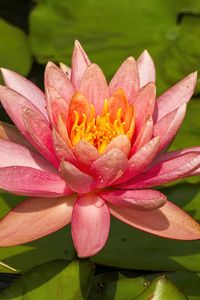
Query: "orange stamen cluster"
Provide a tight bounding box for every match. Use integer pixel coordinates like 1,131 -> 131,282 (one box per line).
67,89 -> 135,154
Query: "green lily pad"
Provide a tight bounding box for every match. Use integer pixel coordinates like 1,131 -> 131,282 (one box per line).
0,260 -> 94,299
88,275 -> 149,300
146,271 -> 200,300
29,0 -> 200,94
132,276 -> 188,300
89,271 -> 200,300
91,182 -> 200,271
0,19 -> 31,78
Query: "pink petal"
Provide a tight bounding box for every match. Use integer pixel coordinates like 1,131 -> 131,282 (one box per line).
191,167 -> 200,176
59,62 -> 71,79
23,108 -> 59,168
0,121 -> 34,151
90,148 -> 128,188
154,72 -> 197,122
0,166 -> 71,197
154,103 -> 187,152
0,86 -> 48,140
0,139 -> 56,173
149,146 -> 200,167
115,136 -> 160,185
136,50 -> 156,88
0,195 -> 76,246
104,135 -> 131,156
71,40 -> 91,89
71,194 -> 110,257
1,68 -> 48,119
109,57 -> 139,101
45,85 -> 69,125
131,117 -> 153,154
60,161 -> 95,193
122,151 -> 200,189
79,63 -> 109,115
52,129 -> 77,164
109,201 -> 200,240
73,140 -> 100,169
100,189 -> 166,210
132,82 -> 156,134
44,62 -> 75,103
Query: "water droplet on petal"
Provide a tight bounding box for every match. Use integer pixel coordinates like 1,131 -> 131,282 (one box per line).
98,175 -> 104,184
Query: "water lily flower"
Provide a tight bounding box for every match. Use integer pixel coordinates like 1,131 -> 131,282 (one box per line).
0,41 -> 200,257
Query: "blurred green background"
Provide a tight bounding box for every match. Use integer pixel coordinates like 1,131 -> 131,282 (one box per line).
0,0 -> 200,299
0,0 -> 200,94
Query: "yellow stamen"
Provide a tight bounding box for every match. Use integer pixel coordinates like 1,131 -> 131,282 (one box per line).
69,99 -> 135,154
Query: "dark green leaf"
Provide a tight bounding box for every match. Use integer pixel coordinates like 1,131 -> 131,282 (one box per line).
132,276 -> 188,299
29,0 -> 200,94
0,19 -> 31,79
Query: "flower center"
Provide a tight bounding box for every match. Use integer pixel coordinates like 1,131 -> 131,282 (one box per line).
69,94 -> 135,154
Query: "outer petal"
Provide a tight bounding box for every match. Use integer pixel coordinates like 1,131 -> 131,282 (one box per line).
23,108 -> 59,168
44,62 -> 75,103
122,151 -> 200,189
109,57 -> 139,100
90,148 -> 128,188
0,121 -> 34,151
1,68 -> 47,119
99,189 -> 166,210
154,72 -> 197,122
109,201 -> 200,240
0,166 -> 71,197
71,194 -> 110,257
154,103 -> 186,152
45,85 -> 69,125
0,86 -> 47,139
115,136 -> 160,184
52,129 -> 77,164
0,195 -> 76,246
131,82 -> 156,134
59,62 -> 71,79
131,117 -> 153,154
71,40 -> 91,89
192,167 -> 200,176
149,146 -> 200,167
136,50 -> 156,88
79,63 -> 109,115
60,161 -> 95,193
0,139 -> 56,173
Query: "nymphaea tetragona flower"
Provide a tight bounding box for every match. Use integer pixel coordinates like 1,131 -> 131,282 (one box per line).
0,41 -> 200,257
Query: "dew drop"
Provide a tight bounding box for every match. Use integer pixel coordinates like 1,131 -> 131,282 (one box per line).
98,175 -> 104,184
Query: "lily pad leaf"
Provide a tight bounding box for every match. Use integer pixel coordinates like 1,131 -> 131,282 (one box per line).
30,0 -> 200,94
0,19 -> 31,78
0,260 -> 94,300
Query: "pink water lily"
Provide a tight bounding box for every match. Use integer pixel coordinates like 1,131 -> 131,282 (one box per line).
0,41 -> 200,258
